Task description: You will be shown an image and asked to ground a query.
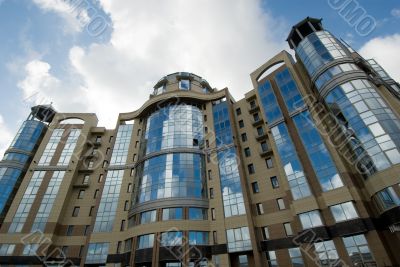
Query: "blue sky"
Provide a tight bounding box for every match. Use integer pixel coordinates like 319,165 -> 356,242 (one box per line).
0,0 -> 399,155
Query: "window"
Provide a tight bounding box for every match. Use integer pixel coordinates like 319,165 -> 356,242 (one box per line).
236,108 -> 242,115
244,147 -> 251,157
189,231 -> 209,245
86,243 -> 109,264
256,203 -> 264,215
261,142 -> 268,152
66,225 -> 74,236
133,154 -> 137,161
98,174 -> 103,183
250,100 -> 256,109
161,231 -> 183,246
124,238 -> 132,252
102,160 -> 108,168
343,234 -> 374,265
140,210 -> 157,224
226,227 -> 251,252
213,231 -> 218,244
330,202 -> 358,222
106,147 -> 110,155
239,255 -> 249,267
284,222 -> 293,236
88,160 -> 94,168
135,141 -> 139,148
0,244 -> 15,256
72,207 -> 80,217
204,127 -> 208,134
204,114 -> 207,121
241,133 -> 248,142
89,206 -> 94,216
162,208 -> 183,220
208,170 -> 212,180
251,182 -> 259,193
127,183 -> 132,193
209,188 -> 214,199
314,240 -> 340,267
262,226 -> 270,240
270,176 -> 279,188
95,136 -> 101,143
257,126 -> 264,136
84,225 -> 90,236
253,113 -> 260,122
124,200 -> 129,211
267,251 -> 278,267
266,157 -> 273,169
239,120 -> 244,128
120,220 -> 125,231
137,129 -> 141,136
211,208 -> 216,220
23,244 -> 39,255
289,247 -> 304,267
61,246 -> 68,256
116,241 -> 122,254
299,210 -> 323,229
83,175 -> 90,184
78,190 -> 85,199
179,79 -> 190,90
94,189 -> 99,199
277,198 -> 285,210
79,246 -> 84,257
247,164 -> 255,174
137,234 -> 155,249
109,136 -> 113,143
189,208 -> 208,220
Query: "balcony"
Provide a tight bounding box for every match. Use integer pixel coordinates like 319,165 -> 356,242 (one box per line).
252,118 -> 264,127
259,148 -> 273,157
248,104 -> 260,114
255,132 -> 268,141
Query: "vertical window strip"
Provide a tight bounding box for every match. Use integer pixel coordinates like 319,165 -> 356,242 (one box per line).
31,171 -> 65,232
57,129 -> 81,166
38,129 -> 64,166
93,170 -> 124,232
110,124 -> 134,165
8,171 -> 46,233
271,123 -> 311,200
258,80 -> 283,124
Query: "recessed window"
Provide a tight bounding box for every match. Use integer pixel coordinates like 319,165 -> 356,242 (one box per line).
241,133 -> 248,142
266,157 -> 274,169
270,176 -> 279,188
244,147 -> 251,157
95,136 -> 102,143
299,210 -> 323,229
72,207 -> 80,217
208,170 -> 212,180
94,189 -> 99,199
248,164 -> 255,174
257,126 -> 264,136
120,220 -> 125,231
284,222 -> 293,236
102,160 -> 108,168
250,100 -> 256,109
179,79 -> 190,90
253,113 -> 260,122
256,203 -> 264,215
89,206 -> 94,216
98,174 -> 103,183
209,188 -> 214,199
236,108 -> 242,115
204,115 -> 207,122
213,231 -> 218,244
277,198 -> 285,210
211,208 -> 216,220
84,225 -> 90,236
106,147 -> 110,155
83,175 -> 90,184
239,120 -> 244,128
66,225 -> 74,236
251,182 -> 259,193
127,183 -> 132,193
124,200 -> 129,211
330,202 -> 358,222
261,141 -> 269,152
262,226 -> 270,240
78,190 -> 85,199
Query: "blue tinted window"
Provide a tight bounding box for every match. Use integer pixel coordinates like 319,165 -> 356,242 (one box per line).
258,80 -> 283,124
0,168 -> 22,214
274,68 -> 305,113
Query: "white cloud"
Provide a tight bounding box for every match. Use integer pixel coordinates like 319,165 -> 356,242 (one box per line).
17,59 -> 88,112
391,8 -> 400,18
32,0 -> 90,33
359,34 -> 400,82
0,115 -> 13,158
65,0 -> 287,127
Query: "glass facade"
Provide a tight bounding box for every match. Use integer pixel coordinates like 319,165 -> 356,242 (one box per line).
373,186 -> 400,212
143,105 -> 203,154
8,171 -> 46,233
140,209 -> 157,224
296,31 -> 349,76
226,226 -> 252,252
136,153 -> 205,203
298,210 -> 323,229
31,171 -> 65,232
342,234 -> 374,265
213,101 -> 246,217
160,231 -> 183,246
258,80 -> 283,124
293,111 -> 343,191
325,79 -> 400,175
274,68 -> 305,112
188,231 -> 209,245
110,124 -> 133,165
9,120 -> 45,152
57,129 -> 81,165
0,168 -> 22,214
86,242 -> 109,264
271,123 -> 311,200
38,129 -> 64,166
314,240 -> 340,267
137,234 -> 155,249
162,207 -> 183,220
330,201 -> 358,222
93,170 -> 124,232
315,63 -> 359,90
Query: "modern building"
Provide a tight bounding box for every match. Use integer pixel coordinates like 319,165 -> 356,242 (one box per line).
0,17 -> 399,267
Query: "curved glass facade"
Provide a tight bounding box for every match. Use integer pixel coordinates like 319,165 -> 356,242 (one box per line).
9,120 -> 45,152
325,79 -> 400,174
136,104 -> 206,205
136,153 -> 205,203
296,31 -> 349,77
144,105 -> 203,155
315,63 -> 360,91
